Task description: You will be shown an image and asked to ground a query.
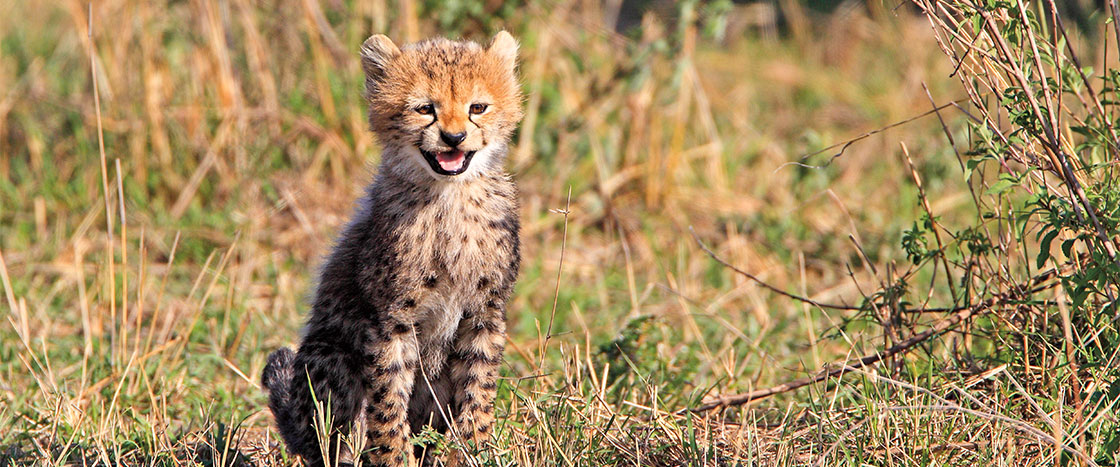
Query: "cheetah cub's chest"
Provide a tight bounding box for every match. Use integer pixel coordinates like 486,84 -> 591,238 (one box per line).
395,181 -> 515,370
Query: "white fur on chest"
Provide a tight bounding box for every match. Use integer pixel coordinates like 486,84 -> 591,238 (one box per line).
413,287 -> 464,376
398,181 -> 510,283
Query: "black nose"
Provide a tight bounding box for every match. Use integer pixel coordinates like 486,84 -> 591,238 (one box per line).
440,131 -> 467,147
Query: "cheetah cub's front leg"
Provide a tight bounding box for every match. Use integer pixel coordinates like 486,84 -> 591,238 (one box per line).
446,307 -> 506,465
364,316 -> 421,467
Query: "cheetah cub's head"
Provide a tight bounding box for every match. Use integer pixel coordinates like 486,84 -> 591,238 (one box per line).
361,32 -> 523,181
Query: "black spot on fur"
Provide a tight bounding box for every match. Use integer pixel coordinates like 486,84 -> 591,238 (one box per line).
374,410 -> 394,424
376,362 -> 403,376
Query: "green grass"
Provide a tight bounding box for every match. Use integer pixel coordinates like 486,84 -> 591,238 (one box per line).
2,0 -> 1119,465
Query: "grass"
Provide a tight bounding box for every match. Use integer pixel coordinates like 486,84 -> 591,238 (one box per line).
1,0 -> 1119,465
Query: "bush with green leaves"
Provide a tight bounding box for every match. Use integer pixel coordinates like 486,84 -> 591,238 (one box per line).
863,0 -> 1120,462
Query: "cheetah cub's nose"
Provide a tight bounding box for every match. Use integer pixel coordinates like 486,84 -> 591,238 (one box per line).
440,131 -> 467,147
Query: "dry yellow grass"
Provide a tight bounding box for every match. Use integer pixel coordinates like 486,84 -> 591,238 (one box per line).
2,0 -> 1118,465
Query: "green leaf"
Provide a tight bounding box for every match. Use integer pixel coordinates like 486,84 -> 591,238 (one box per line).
1062,238 -> 1076,258
986,178 -> 1015,195
1070,125 -> 1093,137
1037,229 -> 1058,269
1072,285 -> 1088,308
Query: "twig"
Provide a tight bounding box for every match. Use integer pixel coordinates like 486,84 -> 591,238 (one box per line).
1110,0 -> 1120,66
690,227 -> 861,311
687,278 -> 1056,412
689,304 -> 985,411
539,186 -> 572,369
900,142 -> 959,303
777,98 -> 969,171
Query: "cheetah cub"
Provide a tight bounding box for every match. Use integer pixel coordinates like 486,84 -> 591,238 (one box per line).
262,32 -> 522,467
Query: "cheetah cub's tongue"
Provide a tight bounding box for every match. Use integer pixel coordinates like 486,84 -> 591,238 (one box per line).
436,150 -> 466,172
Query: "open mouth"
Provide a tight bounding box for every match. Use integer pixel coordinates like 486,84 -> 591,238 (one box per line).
420,149 -> 476,176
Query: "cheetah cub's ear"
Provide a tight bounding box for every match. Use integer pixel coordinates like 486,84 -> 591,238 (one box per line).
360,34 -> 401,79
488,30 -> 519,73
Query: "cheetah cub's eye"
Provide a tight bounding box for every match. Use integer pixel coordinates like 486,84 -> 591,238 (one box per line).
469,103 -> 488,115
415,104 -> 435,115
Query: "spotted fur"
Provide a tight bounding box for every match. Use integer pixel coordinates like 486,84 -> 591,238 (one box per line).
262,32 -> 522,467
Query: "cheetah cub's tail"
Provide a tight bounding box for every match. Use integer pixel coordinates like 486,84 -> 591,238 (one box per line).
262,347 -> 296,422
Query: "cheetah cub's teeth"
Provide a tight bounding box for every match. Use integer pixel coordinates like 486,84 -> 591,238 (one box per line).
436,150 -> 465,171
420,147 -> 476,176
